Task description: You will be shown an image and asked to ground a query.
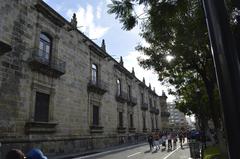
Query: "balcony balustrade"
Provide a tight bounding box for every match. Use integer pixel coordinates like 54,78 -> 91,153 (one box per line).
127,96 -> 137,106
143,128 -> 148,132
141,103 -> 148,110
150,106 -> 156,113
0,40 -> 12,55
161,111 -> 171,117
28,49 -> 66,77
117,127 -> 126,133
128,127 -> 136,133
116,91 -> 128,103
87,79 -> 107,95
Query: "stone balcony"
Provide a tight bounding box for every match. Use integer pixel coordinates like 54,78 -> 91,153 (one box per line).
127,96 -> 137,106
128,127 -> 136,133
150,106 -> 156,113
115,91 -> 128,103
141,103 -> 148,111
143,128 -> 148,133
161,111 -> 170,117
87,79 -> 107,95
117,127 -> 126,133
0,40 -> 12,55
28,49 -> 66,77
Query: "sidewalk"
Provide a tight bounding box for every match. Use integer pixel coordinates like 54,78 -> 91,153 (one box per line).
165,144 -> 191,159
50,142 -> 147,159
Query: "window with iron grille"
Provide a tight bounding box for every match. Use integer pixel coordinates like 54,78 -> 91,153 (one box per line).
119,112 -> 123,127
130,114 -> 134,128
117,79 -> 121,95
93,105 -> 99,126
151,117 -> 154,130
39,33 -> 52,61
143,116 -> 146,129
141,93 -> 144,104
155,118 -> 158,129
34,92 -> 50,122
128,85 -> 131,99
149,98 -> 152,107
91,64 -> 97,84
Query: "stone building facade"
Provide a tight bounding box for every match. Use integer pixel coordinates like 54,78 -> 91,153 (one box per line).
168,103 -> 188,131
0,0 -> 167,158
159,92 -> 170,130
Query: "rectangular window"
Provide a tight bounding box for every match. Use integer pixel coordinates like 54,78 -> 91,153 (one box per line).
119,112 -> 123,127
93,105 -> 99,126
149,98 -> 152,107
128,85 -> 131,99
130,114 -> 133,128
151,118 -> 154,130
34,92 -> 50,122
155,118 -> 158,129
143,116 -> 146,129
141,93 -> 144,104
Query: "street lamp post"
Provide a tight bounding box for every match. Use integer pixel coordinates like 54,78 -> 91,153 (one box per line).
202,0 -> 240,158
196,88 -> 207,150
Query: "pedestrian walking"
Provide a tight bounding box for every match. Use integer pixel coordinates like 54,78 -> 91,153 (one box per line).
153,132 -> 160,150
173,132 -> 177,149
167,132 -> 172,150
179,131 -> 184,149
162,133 -> 167,150
147,134 -> 154,151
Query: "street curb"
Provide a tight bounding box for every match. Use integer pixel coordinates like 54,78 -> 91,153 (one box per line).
50,142 -> 147,159
75,143 -> 147,159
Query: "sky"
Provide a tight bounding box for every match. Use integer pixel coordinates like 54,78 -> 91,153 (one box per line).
43,0 -> 175,102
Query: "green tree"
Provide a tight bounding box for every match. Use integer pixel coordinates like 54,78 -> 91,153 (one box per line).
108,0 -> 222,129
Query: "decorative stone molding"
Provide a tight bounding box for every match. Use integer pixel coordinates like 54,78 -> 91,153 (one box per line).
25,121 -> 58,134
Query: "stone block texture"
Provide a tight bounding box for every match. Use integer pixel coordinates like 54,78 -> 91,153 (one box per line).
0,0 -> 167,158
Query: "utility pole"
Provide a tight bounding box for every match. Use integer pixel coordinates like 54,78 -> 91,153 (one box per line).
201,0 -> 240,158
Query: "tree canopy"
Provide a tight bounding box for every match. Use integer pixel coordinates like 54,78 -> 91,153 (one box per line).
108,0 -> 221,128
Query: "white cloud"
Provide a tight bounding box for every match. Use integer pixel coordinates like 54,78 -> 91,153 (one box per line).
96,2 -> 102,19
66,4 -> 109,39
105,0 -> 112,5
123,51 -> 175,102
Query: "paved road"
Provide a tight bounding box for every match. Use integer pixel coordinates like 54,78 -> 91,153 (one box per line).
73,142 -> 191,159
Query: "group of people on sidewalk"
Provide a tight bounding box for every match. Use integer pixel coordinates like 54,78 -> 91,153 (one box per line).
147,130 -> 186,152
5,148 -> 47,159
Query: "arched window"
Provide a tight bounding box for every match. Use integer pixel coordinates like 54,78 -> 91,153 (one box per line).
117,79 -> 121,95
91,64 -> 97,84
39,33 -> 51,60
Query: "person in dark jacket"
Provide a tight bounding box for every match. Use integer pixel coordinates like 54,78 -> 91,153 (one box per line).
147,134 -> 154,151
5,149 -> 25,159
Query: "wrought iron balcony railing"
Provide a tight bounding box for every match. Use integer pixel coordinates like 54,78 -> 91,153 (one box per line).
127,96 -> 137,106
116,91 -> 128,103
88,79 -> 107,94
117,127 -> 126,133
141,103 -> 148,110
0,40 -> 12,55
150,106 -> 156,113
161,111 -> 170,117
128,127 -> 136,133
143,128 -> 148,132
28,49 -> 66,77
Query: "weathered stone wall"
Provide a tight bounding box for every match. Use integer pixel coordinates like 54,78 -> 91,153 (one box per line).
0,0 -> 166,158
